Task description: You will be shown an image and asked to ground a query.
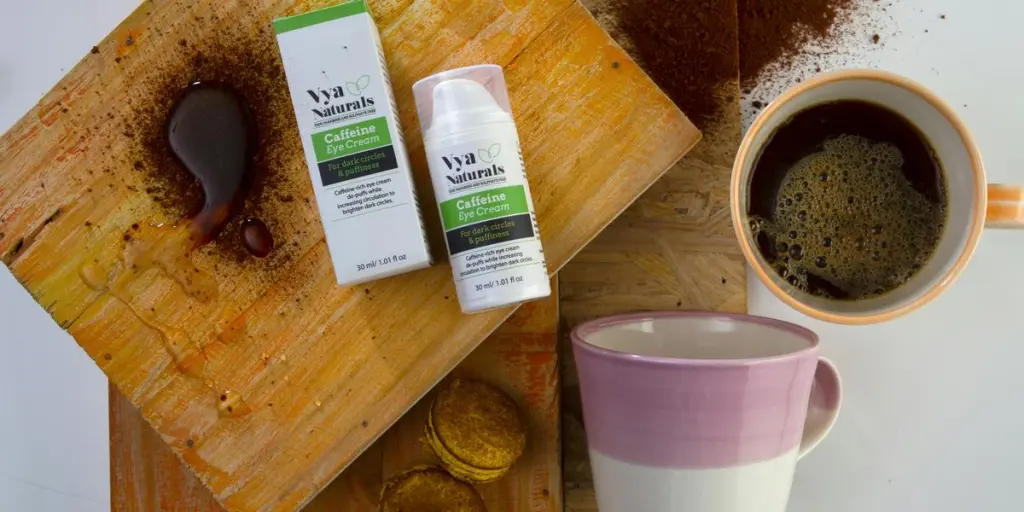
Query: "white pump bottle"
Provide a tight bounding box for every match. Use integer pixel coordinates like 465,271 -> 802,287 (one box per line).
413,65 -> 550,313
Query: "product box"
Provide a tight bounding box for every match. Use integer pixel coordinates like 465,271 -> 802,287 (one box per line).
274,1 -> 431,286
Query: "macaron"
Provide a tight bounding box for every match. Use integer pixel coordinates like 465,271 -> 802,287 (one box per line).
379,466 -> 486,512
425,378 -> 527,483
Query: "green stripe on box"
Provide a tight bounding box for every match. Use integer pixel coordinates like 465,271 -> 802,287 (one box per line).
440,186 -> 530,230
312,117 -> 391,162
273,1 -> 367,34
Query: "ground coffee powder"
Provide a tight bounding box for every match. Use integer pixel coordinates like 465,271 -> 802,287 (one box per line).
585,0 -> 860,129
116,14 -> 305,264
738,0 -> 856,89
587,0 -> 739,131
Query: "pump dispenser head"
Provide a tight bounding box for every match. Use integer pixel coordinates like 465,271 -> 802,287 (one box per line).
413,64 -> 514,141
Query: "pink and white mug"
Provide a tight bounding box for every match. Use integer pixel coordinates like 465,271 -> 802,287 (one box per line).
572,312 -> 842,512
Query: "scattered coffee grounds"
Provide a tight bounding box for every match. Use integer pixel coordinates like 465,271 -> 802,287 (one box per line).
586,0 -> 739,130
118,16 -> 305,263
166,82 -> 257,244
738,0 -> 856,89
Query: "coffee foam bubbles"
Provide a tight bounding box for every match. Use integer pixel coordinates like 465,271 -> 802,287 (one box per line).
751,135 -> 945,299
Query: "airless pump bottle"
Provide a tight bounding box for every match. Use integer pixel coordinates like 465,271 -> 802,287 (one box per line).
413,65 -> 551,314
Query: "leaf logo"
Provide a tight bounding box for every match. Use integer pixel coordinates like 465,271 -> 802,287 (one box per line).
346,75 -> 371,96
478,143 -> 501,164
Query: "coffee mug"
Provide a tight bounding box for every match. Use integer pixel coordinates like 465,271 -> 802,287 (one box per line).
572,312 -> 841,512
732,69 -> 1024,324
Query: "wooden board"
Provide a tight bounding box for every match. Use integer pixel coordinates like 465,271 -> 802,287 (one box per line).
110,278 -> 560,511
560,1 -> 747,509
0,0 -> 698,510
376,278 -> 561,511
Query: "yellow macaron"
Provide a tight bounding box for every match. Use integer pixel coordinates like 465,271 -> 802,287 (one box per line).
424,378 -> 527,483
379,466 -> 486,512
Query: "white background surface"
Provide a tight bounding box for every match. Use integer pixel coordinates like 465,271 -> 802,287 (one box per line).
747,2 -> 1024,511
2,1 -> 1022,511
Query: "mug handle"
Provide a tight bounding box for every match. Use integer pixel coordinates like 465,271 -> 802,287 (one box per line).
799,357 -> 843,459
987,184 -> 1024,228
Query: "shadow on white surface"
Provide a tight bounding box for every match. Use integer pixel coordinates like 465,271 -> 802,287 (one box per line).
1,477 -> 108,512
757,235 -> 1024,511
0,267 -> 110,508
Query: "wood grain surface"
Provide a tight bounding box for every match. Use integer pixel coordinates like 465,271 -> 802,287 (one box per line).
0,0 -> 698,510
110,278 -> 560,512
560,1 -> 747,509
377,278 -> 561,512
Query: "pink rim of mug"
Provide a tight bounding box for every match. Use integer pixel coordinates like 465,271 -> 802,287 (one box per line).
571,311 -> 819,366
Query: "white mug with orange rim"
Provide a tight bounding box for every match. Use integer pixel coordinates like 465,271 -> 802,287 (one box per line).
732,69 -> 1024,325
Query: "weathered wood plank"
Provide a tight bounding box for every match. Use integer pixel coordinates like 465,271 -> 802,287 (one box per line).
377,279 -> 561,511
110,279 -> 559,512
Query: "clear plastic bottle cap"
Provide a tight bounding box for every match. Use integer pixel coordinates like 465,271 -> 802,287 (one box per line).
412,64 -> 514,141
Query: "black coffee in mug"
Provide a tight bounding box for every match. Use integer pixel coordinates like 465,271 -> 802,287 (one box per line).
747,100 -> 948,300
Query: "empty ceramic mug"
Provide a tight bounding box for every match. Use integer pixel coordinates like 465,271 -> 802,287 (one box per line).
572,312 -> 841,512
732,69 -> 1024,324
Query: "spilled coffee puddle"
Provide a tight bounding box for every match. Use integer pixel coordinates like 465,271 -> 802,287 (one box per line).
167,81 -> 270,253
80,20 -> 307,418
80,220 -> 253,418
124,33 -> 300,260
